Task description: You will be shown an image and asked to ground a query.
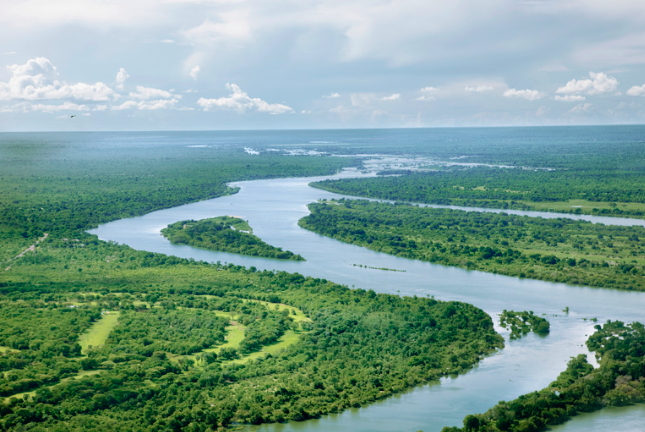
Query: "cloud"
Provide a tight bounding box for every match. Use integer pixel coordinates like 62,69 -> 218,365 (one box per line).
128,86 -> 176,100
115,68 -> 129,90
381,93 -> 400,101
627,84 -> 645,96
323,92 -> 340,99
112,99 -> 179,110
30,102 -> 91,112
556,72 -> 618,95
569,103 -> 593,113
0,57 -> 116,101
503,88 -> 543,101
197,83 -> 293,114
554,95 -> 586,102
465,85 -> 494,92
350,93 -> 377,106
2,52 -> 17,55
416,86 -> 438,101
189,65 -> 201,80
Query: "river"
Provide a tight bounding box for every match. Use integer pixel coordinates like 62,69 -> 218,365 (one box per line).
89,170 -> 645,432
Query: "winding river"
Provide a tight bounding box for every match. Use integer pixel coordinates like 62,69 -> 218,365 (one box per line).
89,170 -> 645,432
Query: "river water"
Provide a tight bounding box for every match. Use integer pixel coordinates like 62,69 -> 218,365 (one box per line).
89,170 -> 645,432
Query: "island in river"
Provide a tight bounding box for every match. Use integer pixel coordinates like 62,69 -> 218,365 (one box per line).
162,216 -> 306,261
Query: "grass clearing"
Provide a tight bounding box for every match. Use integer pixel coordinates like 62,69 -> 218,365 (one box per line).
78,312 -> 120,354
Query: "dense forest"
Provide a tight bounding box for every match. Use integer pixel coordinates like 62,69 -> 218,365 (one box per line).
162,216 -> 305,260
443,320 -> 645,432
0,241 -> 503,430
299,199 -> 645,291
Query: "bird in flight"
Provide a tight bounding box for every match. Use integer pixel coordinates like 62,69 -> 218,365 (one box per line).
70,115 -> 76,118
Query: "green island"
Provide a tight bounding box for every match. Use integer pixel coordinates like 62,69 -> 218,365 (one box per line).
298,199 -> 645,291
443,320 -> 645,432
499,310 -> 550,340
161,216 -> 305,260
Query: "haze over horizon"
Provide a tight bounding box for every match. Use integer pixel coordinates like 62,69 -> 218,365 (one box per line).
2,0 -> 645,131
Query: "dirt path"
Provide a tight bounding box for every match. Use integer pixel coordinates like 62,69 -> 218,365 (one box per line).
5,233 -> 48,271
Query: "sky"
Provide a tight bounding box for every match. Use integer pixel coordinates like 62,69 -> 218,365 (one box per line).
1,0 -> 645,131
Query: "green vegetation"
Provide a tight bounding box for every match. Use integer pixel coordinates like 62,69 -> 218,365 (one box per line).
499,310 -> 550,340
162,216 -> 305,260
0,134 -> 502,430
299,199 -> 645,291
78,312 -> 120,354
0,246 -> 502,429
443,320 -> 645,432
311,166 -> 645,219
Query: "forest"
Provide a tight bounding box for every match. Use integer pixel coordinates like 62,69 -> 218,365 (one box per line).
162,216 -> 304,260
311,166 -> 645,219
299,199 -> 645,291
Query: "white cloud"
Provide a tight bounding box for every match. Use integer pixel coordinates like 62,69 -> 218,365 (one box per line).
197,83 -> 293,114
301,109 -> 312,114
189,65 -> 201,80
128,86 -> 176,100
554,95 -> 586,102
556,72 -> 618,95
416,86 -> 438,101
323,92 -> 340,99
115,68 -> 129,90
381,93 -> 400,101
30,102 -> 90,112
503,88 -> 543,101
2,52 -> 17,55
569,103 -> 593,113
0,57 -> 116,101
112,99 -> 179,110
627,84 -> 645,96
465,85 -> 494,92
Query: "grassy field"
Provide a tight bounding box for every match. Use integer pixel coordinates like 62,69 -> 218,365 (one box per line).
78,312 -> 120,354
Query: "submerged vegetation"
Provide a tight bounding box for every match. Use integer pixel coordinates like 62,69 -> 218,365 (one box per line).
299,199 -> 645,291
162,216 -> 305,260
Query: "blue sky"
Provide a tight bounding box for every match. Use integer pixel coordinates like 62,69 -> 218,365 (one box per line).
1,0 -> 645,131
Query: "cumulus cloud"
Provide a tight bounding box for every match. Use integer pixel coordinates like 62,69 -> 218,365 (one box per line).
115,68 -> 129,90
556,72 -> 618,95
503,88 -> 543,101
416,86 -> 438,101
0,57 -> 116,101
381,93 -> 400,101
554,95 -> 586,102
197,83 -> 293,114
128,86 -> 176,100
189,65 -> 200,80
627,84 -> 645,96
569,103 -> 593,113
323,92 -> 340,98
465,85 -> 494,92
